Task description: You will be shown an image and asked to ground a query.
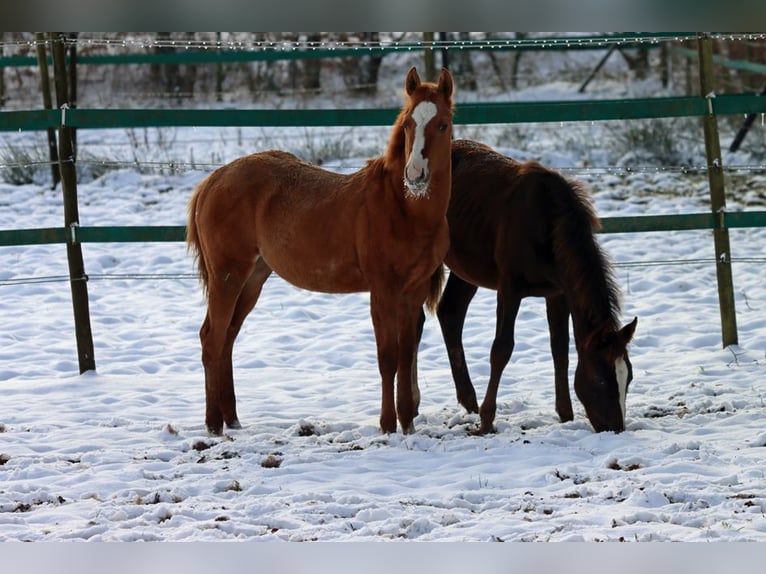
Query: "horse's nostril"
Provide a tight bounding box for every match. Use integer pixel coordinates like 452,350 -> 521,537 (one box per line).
406,165 -> 426,183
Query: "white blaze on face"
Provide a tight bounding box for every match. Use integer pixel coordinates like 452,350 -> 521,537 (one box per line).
615,357 -> 629,421
404,101 -> 437,193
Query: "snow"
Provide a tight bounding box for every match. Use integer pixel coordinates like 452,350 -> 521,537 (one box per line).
2,59 -> 766,555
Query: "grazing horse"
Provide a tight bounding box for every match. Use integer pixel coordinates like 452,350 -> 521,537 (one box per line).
427,139 -> 637,434
187,67 -> 454,435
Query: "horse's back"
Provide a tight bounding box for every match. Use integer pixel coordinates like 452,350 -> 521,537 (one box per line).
192,150 -> 369,294
448,139 -> 586,292
198,150 -> 343,203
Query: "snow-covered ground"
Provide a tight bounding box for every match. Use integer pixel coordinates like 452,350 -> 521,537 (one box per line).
2,43 -> 766,554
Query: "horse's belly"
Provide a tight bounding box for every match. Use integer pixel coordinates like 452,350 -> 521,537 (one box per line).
445,252 -> 499,290
265,251 -> 368,294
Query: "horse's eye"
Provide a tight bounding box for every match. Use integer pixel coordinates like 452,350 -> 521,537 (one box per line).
438,123 -> 448,132
402,121 -> 411,131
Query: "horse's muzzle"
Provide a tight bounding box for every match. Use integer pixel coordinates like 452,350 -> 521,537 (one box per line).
404,178 -> 429,198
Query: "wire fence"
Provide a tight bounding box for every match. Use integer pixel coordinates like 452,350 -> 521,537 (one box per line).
4,257 -> 766,289
2,32 -> 764,53
0,32 -> 710,52
3,32 -> 766,111
4,158 -> 766,176
2,31 -> 766,353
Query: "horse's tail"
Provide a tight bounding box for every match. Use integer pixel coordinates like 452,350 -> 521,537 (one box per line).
424,264 -> 445,315
186,180 -> 210,298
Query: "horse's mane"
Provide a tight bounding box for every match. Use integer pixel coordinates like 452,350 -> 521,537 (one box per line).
540,166 -> 622,336
385,107 -> 407,168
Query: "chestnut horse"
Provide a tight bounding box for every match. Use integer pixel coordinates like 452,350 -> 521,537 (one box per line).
187,67 -> 454,435
422,139 -> 637,434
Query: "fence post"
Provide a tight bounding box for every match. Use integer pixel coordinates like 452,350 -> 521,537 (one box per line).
697,33 -> 738,347
423,32 -> 436,82
49,32 -> 96,373
0,32 -> 5,107
35,32 -> 61,189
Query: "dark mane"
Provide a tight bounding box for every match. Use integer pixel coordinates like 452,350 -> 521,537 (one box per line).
544,168 -> 622,336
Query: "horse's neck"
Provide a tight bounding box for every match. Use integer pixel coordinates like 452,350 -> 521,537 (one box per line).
382,150 -> 450,223
570,308 -> 614,352
550,209 -> 619,350
562,267 -> 619,351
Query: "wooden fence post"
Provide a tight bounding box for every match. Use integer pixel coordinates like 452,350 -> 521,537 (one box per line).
0,32 -> 5,107
729,80 -> 766,152
35,32 -> 61,189
697,33 -> 738,347
49,32 -> 96,373
423,32 -> 436,82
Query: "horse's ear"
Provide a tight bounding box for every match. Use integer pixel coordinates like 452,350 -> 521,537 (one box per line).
619,317 -> 638,346
584,317 -> 637,357
437,67 -> 453,99
405,67 -> 421,95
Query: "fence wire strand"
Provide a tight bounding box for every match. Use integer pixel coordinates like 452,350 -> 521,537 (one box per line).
3,259 -> 766,289
3,32 -> 765,53
3,157 -> 766,177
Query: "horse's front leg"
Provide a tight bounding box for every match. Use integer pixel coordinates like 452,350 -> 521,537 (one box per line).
394,298 -> 425,434
546,294 -> 573,422
370,293 -> 399,434
479,287 -> 521,434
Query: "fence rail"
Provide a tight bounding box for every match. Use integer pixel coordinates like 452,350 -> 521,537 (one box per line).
4,211 -> 766,249
3,94 -> 766,133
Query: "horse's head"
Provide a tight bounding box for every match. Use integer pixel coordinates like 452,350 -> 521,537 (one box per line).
574,317 -> 637,433
399,67 -> 453,198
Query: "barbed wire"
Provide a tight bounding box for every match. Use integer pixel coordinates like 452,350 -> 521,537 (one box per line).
4,33 -> 766,52
0,273 -> 197,287
3,258 -> 766,288
3,157 -> 765,176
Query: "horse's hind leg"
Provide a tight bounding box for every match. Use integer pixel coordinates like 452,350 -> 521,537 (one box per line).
411,309 -> 426,417
200,257 -> 270,435
546,294 -> 573,422
436,272 -> 479,413
200,285 -> 240,435
217,257 -> 273,430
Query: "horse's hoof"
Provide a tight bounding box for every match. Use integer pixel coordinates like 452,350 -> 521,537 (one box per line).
206,426 -> 224,437
380,419 -> 397,434
459,396 -> 479,414
226,419 -> 242,430
556,405 -> 574,423
402,421 -> 416,435
468,424 -> 496,436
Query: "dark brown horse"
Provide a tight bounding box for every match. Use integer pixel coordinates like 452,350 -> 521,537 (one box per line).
424,139 -> 637,434
187,67 -> 454,435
